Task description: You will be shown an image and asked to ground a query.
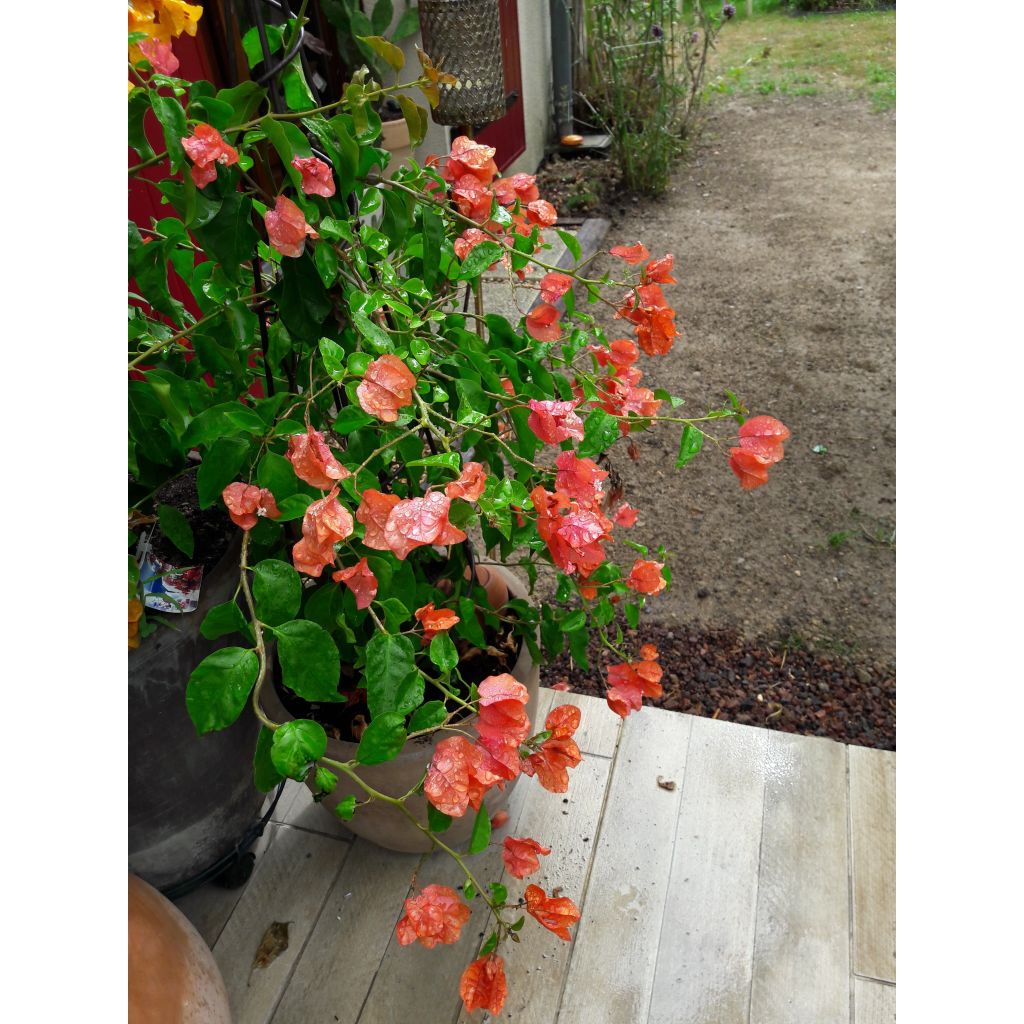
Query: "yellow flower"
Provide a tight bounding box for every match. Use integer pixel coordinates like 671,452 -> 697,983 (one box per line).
128,0 -> 202,52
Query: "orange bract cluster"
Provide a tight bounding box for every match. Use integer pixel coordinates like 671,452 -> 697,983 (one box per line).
221,483 -> 280,530
356,355 -> 417,423
606,644 -> 664,719
291,156 -> 336,197
460,954 -> 508,1016
181,124 -> 239,188
502,836 -> 551,879
292,488 -> 354,578
415,602 -> 459,644
520,705 -> 582,793
578,337 -> 662,436
286,427 -> 350,489
332,557 -> 378,609
395,884 -> 471,949
524,884 -> 581,941
531,486 -> 613,578
265,195 -> 318,259
728,416 -> 791,490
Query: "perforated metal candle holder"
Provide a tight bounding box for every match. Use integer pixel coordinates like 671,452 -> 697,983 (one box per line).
418,0 -> 507,127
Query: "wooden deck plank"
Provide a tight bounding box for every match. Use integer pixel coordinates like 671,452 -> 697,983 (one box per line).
354,779 -> 536,1024
557,707 -> 693,1024
648,716 -> 770,1024
455,754 -> 613,1024
853,978 -> 895,1024
749,732 -> 851,1024
271,840 -> 426,1024
274,779 -> 357,841
534,686 -> 622,758
211,823 -> 350,1024
849,747 -> 896,983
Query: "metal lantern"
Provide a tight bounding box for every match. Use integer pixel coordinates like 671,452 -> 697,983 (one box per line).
418,0 -> 507,127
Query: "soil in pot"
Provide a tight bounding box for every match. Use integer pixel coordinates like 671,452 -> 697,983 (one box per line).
146,469 -> 233,573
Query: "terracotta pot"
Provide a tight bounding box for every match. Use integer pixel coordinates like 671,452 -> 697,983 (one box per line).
260,565 -> 539,852
129,534 -> 264,890
128,874 -> 231,1024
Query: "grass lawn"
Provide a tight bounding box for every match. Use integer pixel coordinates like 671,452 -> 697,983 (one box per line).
705,8 -> 896,111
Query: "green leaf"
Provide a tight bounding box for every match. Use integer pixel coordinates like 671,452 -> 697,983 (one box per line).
241,23 -> 284,68
275,494 -> 314,521
314,242 -> 339,287
427,803 -> 452,833
128,89 -> 155,161
253,726 -> 284,792
371,0 -> 394,33
394,4 -> 420,38
555,228 -> 582,262
271,719 -> 328,780
377,597 -> 412,632
365,633 -> 421,718
197,436 -> 251,508
458,241 -> 503,280
578,408 -> 619,459
409,700 -> 447,732
192,192 -> 259,284
256,451 -> 299,500
397,94 -> 427,147
568,626 -> 590,669
276,620 -> 343,702
217,81 -> 267,124
468,803 -> 491,854
335,795 -> 357,820
282,57 -> 316,111
560,609 -> 587,633
356,711 -> 407,765
510,915 -> 525,931
186,647 -> 259,735
624,601 -> 640,629
314,766 -> 338,796
158,503 -> 194,558
406,452 -> 460,472
351,311 -> 394,354
456,598 -> 487,647
271,251 -> 332,341
428,632 -> 458,673
151,93 -> 188,172
480,931 -> 498,955
253,559 -> 302,626
489,882 -> 508,905
358,34 -> 404,71
201,601 -> 252,643
676,424 -> 704,468
261,115 -> 312,189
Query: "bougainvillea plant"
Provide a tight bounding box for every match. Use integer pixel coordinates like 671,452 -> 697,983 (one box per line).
127,3 -> 788,1014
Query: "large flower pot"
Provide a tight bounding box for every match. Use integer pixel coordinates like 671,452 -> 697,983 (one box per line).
129,535 -> 264,890
128,874 -> 231,1024
380,117 -> 413,177
260,565 -> 540,852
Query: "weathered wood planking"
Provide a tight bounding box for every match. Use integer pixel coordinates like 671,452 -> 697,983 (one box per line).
849,746 -> 895,983
534,686 -> 622,758
271,840 -> 425,1024
853,978 -> 895,1024
749,732 -> 851,1024
354,778 -> 536,1024
558,708 -> 693,1024
455,754 -> 613,1024
648,716 -> 770,1024
211,824 -> 350,1024
274,778 -> 357,841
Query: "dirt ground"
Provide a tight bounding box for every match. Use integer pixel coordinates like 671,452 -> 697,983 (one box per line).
534,90 -> 896,738
596,93 -> 896,666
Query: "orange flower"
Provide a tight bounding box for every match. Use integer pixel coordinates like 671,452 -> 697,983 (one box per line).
453,227 -> 496,264
526,399 -> 583,444
332,558 -> 378,609
606,649 -> 663,718
613,502 -> 638,527
443,136 -> 498,185
181,124 -> 238,188
128,598 -> 144,650
625,559 -> 666,595
286,427 -> 350,489
383,492 -> 467,560
292,488 -> 354,577
490,809 -> 510,829
737,415 -> 790,464
617,284 -> 678,356
475,674 -> 531,781
610,241 -> 650,265
526,302 -> 562,342
526,199 -> 557,227
643,253 -> 677,284
502,836 -> 551,879
415,602 -> 460,644
460,954 -> 508,1016
222,483 -> 280,530
396,884 -> 471,949
265,195 -> 317,258
446,461 -> 487,502
356,489 -> 401,550
424,735 -> 503,817
137,37 -> 179,75
728,447 -> 772,490
356,355 -> 417,423
532,486 -> 612,577
524,884 -> 581,941
521,704 -> 582,792
554,451 -> 608,509
493,173 -> 540,206
291,156 -> 336,197
539,272 -> 574,304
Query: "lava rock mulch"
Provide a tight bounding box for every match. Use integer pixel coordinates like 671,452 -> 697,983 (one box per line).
541,624 -> 895,751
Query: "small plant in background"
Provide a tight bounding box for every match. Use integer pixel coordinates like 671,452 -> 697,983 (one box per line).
128,1 -> 789,1014
582,1 -> 735,194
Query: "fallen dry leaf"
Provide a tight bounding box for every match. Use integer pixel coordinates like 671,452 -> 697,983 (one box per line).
252,921 -> 290,971
656,776 -> 677,792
